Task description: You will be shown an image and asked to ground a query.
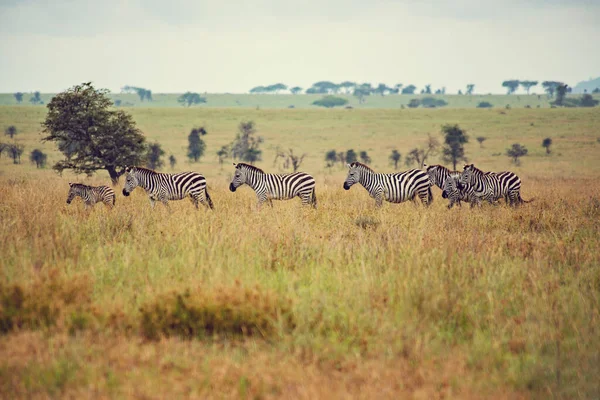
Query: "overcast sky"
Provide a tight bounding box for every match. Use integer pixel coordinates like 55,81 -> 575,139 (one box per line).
1,0 -> 598,94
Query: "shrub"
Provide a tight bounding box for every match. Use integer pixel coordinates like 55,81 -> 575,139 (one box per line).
407,99 -> 420,108
420,97 -> 448,108
139,284 -> 295,340
312,96 -> 348,108
476,101 -> 493,108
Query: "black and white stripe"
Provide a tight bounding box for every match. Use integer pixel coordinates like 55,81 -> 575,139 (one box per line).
343,162 -> 432,207
229,163 -> 317,208
459,164 -> 531,206
424,164 -> 478,208
67,183 -> 115,209
122,166 -> 213,209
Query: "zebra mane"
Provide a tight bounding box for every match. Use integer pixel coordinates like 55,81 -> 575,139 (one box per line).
349,162 -> 374,172
131,166 -> 160,175
235,163 -> 265,174
426,164 -> 451,172
69,183 -> 91,189
465,164 -> 485,174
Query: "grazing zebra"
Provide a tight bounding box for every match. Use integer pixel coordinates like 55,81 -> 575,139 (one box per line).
229,163 -> 317,208
459,164 -> 532,206
66,183 -> 115,209
343,162 -> 432,207
122,166 -> 214,210
424,164 -> 479,208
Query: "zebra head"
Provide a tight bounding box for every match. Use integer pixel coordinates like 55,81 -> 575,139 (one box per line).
423,164 -> 440,186
229,163 -> 246,192
122,166 -> 138,197
459,164 -> 475,189
343,162 -> 362,190
66,183 -> 79,204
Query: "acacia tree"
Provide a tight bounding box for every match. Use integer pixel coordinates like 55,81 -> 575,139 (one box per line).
359,151 -> 371,164
30,91 -> 42,104
8,144 -> 24,164
389,150 -> 401,169
30,149 -> 47,168
520,80 -> 538,94
345,149 -> 358,163
502,80 -> 520,94
178,92 -> 207,107
146,142 -> 165,170
41,82 -> 147,184
230,121 -> 263,164
4,126 -> 17,139
405,135 -> 440,167
187,127 -> 207,162
169,154 -> 176,169
466,84 -> 475,95
290,87 -> 303,95
476,136 -> 487,148
14,92 -> 23,103
441,124 -> 469,170
325,150 -> 337,169
542,138 -> 552,154
274,148 -> 306,172
506,143 -> 528,165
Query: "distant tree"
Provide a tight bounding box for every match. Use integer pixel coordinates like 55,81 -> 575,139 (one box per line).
542,81 -> 561,97
502,80 -> 520,94
592,88 -> 600,94
337,151 -> 346,165
29,91 -> 42,104
476,101 -> 493,108
216,146 -> 229,167
353,85 -> 371,104
339,81 -> 356,94
309,81 -> 338,94
407,99 -> 420,108
178,92 -> 207,107
553,84 -> 569,106
458,89 -> 463,95
405,135 -> 440,168
389,150 -> 401,169
169,154 -> 176,169
520,80 -> 538,94
392,83 -> 403,94
133,88 -> 152,102
466,84 -> 475,95
0,143 -> 8,159
41,82 -> 147,183
114,99 -> 122,107
325,149 -> 338,168
542,138 -> 552,154
579,94 -> 599,107
312,95 -> 348,108
290,86 -> 303,95
346,149 -> 358,164
374,83 -> 391,96
423,84 -> 432,94
4,125 -> 17,139
29,149 -> 47,168
401,85 -> 417,95
506,143 -> 528,165
146,142 -> 165,170
13,92 -> 23,103
441,124 -> 469,170
7,144 -> 24,164
266,83 -> 287,93
421,97 -> 448,108
250,86 -> 267,94
274,148 -> 306,172
187,127 -> 207,162
359,151 -> 371,164
476,136 -> 487,148
230,120 -> 263,164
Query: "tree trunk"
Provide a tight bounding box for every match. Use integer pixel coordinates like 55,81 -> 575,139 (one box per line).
453,159 -> 457,171
106,166 -> 121,185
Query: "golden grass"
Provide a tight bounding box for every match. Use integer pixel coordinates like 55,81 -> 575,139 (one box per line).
0,106 -> 599,398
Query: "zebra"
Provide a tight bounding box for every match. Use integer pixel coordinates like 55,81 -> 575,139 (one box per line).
229,163 -> 317,208
424,164 -> 479,208
122,166 -> 214,210
343,162 -> 432,207
66,183 -> 115,209
458,163 -> 532,206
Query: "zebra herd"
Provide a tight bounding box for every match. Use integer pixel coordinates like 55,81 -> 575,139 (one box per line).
65,162 -> 531,210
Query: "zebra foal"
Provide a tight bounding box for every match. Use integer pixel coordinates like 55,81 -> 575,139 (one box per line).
343,162 -> 432,207
229,163 -> 317,208
424,164 -> 478,208
459,164 -> 532,206
122,166 -> 214,210
66,183 -> 115,209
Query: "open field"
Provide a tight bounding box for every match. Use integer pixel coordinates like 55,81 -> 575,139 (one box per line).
2,92 -> 599,109
1,106 -> 600,398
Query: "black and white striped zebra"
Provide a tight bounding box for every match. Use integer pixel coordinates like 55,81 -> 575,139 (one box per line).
343,162 -> 432,207
229,163 -> 317,208
66,183 -> 115,209
459,163 -> 531,206
122,166 -> 214,209
424,164 -> 479,208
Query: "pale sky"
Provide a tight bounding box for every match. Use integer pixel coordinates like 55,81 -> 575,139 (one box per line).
1,0 -> 599,94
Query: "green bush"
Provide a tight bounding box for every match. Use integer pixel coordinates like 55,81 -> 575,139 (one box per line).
420,97 -> 448,108
476,101 -> 493,108
312,96 -> 348,108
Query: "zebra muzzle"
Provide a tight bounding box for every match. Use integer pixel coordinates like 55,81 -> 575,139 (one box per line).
122,189 -> 130,197
229,183 -> 236,192
343,182 -> 351,190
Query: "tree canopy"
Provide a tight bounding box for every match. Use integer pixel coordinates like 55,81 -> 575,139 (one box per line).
502,80 -> 520,94
312,96 -> 348,108
178,92 -> 207,107
41,82 -> 147,183
441,124 -> 469,170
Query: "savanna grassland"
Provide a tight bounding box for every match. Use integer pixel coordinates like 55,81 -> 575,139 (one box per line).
1,105 -> 599,399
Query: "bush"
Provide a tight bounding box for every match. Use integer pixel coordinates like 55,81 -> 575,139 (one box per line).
407,99 -> 421,108
312,96 -> 348,108
580,94 -> 599,107
140,284 -> 295,340
476,101 -> 493,108
421,97 -> 448,108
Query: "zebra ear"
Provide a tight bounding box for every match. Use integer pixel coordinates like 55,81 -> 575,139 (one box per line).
232,163 -> 237,167
125,166 -> 131,172
347,163 -> 351,168
69,182 -> 73,187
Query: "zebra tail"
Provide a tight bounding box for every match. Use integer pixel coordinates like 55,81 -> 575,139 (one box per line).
521,195 -> 534,203
428,186 -> 433,204
206,190 -> 214,210
311,188 -> 317,208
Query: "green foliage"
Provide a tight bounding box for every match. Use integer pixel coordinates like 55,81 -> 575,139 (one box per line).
542,138 -> 552,154
325,149 -> 337,168
506,143 -> 528,165
178,92 -> 207,107
441,124 -> 469,170
407,99 -> 420,108
123,86 -> 152,102
13,92 -> 23,103
466,84 -> 475,95
308,81 -> 339,94
401,84 -> 416,94
216,145 -> 229,166
6,143 -> 24,164
552,84 -> 569,106
29,91 -> 42,104
345,149 -> 357,164
579,94 -> 599,107
168,154 -> 176,169
502,80 -> 520,94
477,101 -> 493,108
353,84 -> 371,104
4,125 -> 17,139
139,285 -> 295,340
41,82 -> 147,183
359,150 -> 371,164
421,97 -> 448,108
312,95 -> 348,108
230,121 -> 263,164
542,81 -> 561,97
187,127 -> 207,163
290,86 -> 303,95
476,136 -> 487,148
30,149 -> 47,168
146,142 -> 165,170
389,150 -> 401,169
520,80 -> 538,94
